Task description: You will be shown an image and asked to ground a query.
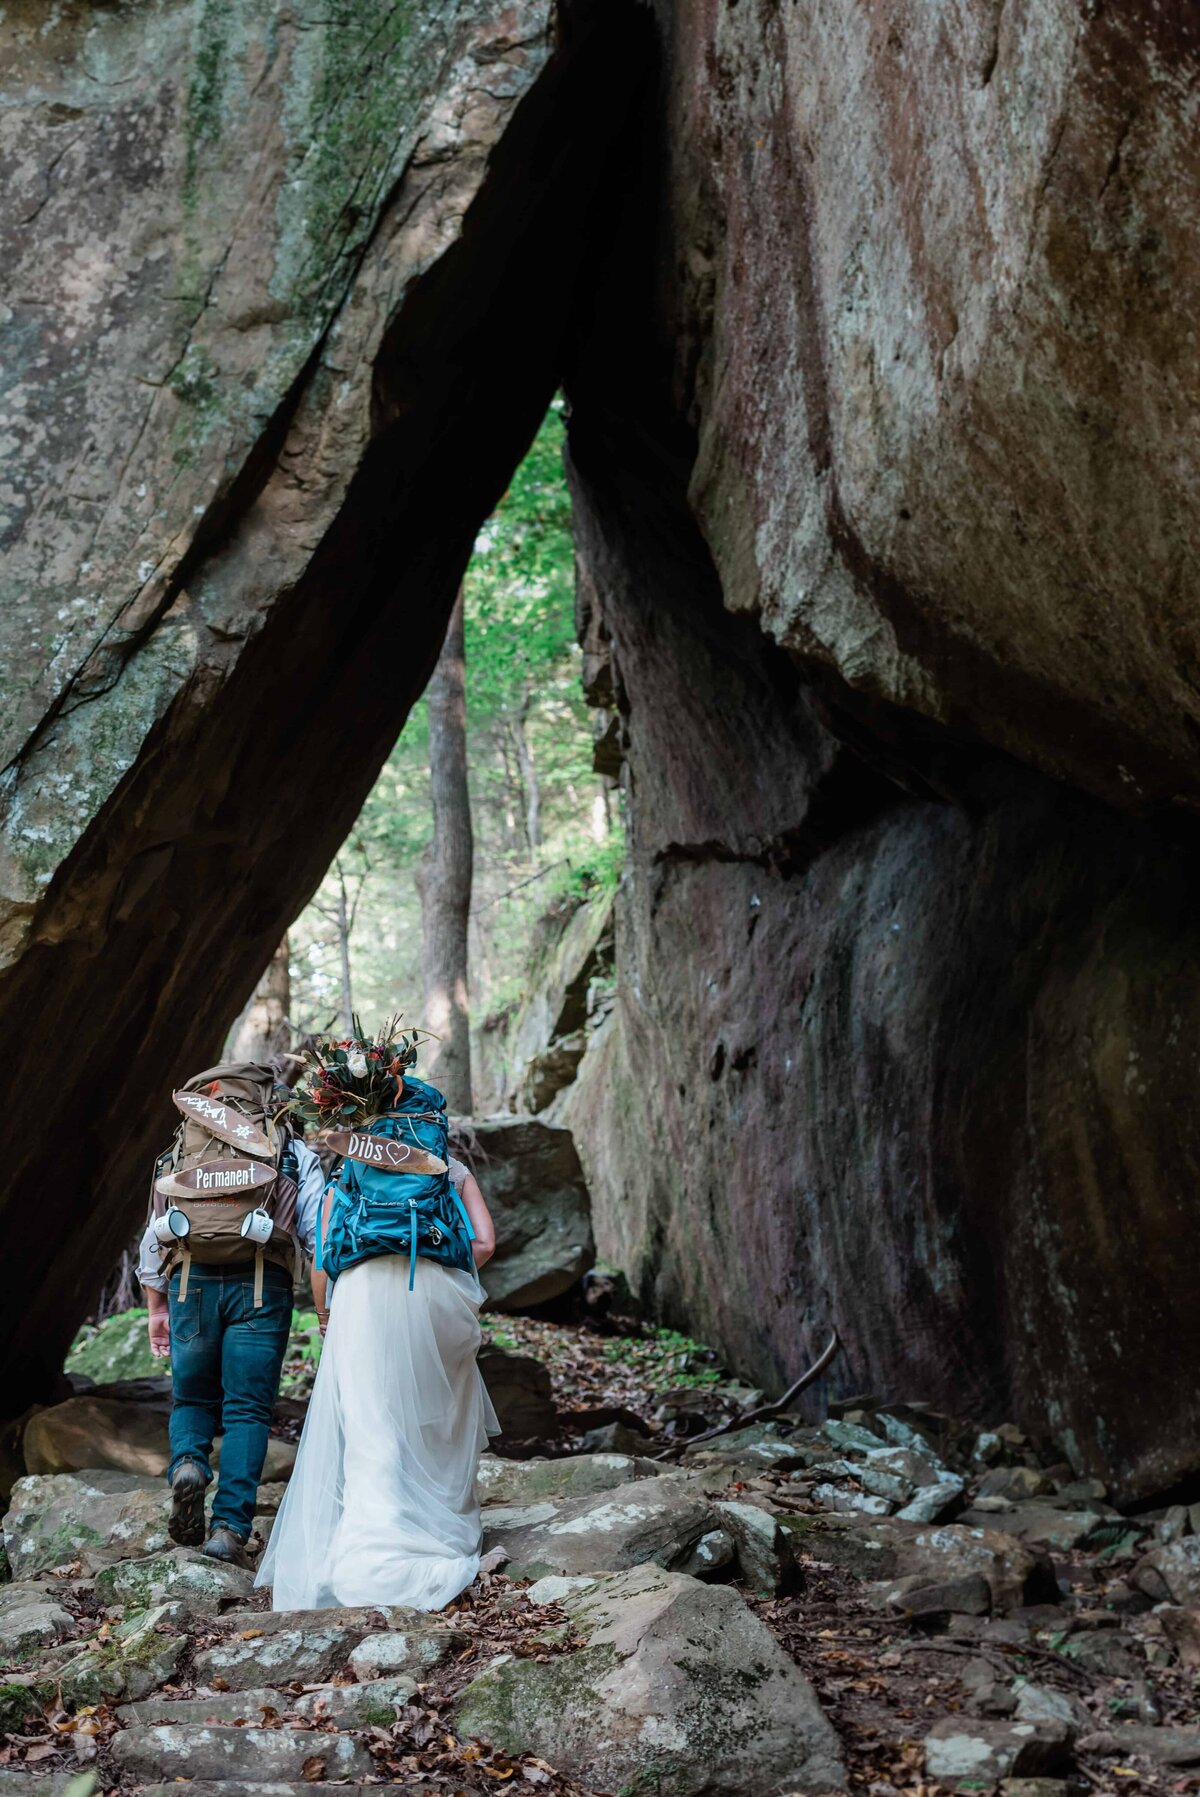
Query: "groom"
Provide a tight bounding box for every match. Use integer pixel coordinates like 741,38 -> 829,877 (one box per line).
138,1067 -> 324,1569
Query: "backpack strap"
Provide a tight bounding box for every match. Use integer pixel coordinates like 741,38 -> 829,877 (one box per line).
253,1247 -> 264,1309
450,1187 -> 476,1243
177,1247 -> 192,1302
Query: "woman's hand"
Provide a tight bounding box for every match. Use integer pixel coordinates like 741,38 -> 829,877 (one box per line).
316,1308 -> 330,1339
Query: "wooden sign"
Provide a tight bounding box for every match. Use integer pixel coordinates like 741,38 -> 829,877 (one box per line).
172,1090 -> 274,1160
323,1129 -> 447,1176
156,1158 -> 276,1201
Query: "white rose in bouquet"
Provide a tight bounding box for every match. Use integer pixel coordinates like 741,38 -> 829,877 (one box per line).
346,1048 -> 369,1079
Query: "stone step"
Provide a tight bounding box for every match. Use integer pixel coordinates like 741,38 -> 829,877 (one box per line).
119,1673 -> 417,1727
134,1785 -> 437,1797
112,1723 -> 373,1783
192,1622 -> 369,1689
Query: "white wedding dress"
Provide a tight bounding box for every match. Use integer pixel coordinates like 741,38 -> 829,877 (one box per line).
257,1252 -> 500,1611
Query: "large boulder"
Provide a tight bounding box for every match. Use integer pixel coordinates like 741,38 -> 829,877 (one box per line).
1,0 -> 1198,1515
23,1396 -> 170,1478
455,1564 -> 845,1795
0,0 -> 643,1420
512,892 -> 615,1112
554,0 -> 1200,1506
477,1345 -> 557,1440
455,1117 -> 594,1311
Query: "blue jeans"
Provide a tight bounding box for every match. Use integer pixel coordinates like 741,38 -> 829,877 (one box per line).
167,1260 -> 293,1539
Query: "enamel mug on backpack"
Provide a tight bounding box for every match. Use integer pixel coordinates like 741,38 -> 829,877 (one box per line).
240,1207 -> 274,1246
152,1208 -> 190,1244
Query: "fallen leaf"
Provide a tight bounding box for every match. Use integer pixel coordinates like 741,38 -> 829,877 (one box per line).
237,1628 -> 265,1640
301,1755 -> 326,1782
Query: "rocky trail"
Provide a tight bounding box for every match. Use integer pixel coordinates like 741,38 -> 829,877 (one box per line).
0,1315 -> 1197,1797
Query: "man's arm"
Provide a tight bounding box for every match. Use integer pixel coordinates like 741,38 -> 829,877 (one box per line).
292,1140 -> 325,1263
137,1220 -> 171,1358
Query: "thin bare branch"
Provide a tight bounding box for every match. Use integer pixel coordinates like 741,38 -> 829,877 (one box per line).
654,1328 -> 842,1461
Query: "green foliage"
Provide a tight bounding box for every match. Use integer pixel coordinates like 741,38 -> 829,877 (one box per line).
464,404 -> 577,727
599,1326 -> 725,1392
290,399 -> 623,1071
279,1308 -> 323,1399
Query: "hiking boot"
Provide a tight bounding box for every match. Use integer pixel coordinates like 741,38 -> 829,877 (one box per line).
203,1526 -> 254,1571
167,1459 -> 207,1547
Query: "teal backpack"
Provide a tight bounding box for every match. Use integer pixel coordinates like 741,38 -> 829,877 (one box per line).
316,1076 -> 475,1288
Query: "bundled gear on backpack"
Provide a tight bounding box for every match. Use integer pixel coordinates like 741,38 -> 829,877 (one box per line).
148,1062 -> 305,1307
317,1075 -> 475,1289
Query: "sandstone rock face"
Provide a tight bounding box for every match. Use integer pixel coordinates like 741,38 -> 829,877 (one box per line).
557,2 -> 1200,1501
474,887 -> 614,1106
453,1116 -> 594,1310
659,0 -> 1200,813
0,0 -> 646,1410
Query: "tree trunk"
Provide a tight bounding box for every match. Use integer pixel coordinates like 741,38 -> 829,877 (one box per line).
508,688 -> 541,855
334,864 -> 354,1034
227,935 -> 292,1061
416,593 -> 474,1112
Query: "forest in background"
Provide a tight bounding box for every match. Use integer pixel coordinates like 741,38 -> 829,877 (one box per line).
278,400 -> 621,1105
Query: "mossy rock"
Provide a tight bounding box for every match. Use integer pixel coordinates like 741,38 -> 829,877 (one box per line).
95,1547 -> 253,1617
454,1564 -> 845,1796
57,1606 -> 186,1706
0,1680 -> 54,1731
66,1312 -> 165,1383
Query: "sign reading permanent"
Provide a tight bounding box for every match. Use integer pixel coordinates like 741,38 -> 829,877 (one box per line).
172,1090 -> 274,1159
323,1130 -> 447,1176
156,1158 -> 276,1200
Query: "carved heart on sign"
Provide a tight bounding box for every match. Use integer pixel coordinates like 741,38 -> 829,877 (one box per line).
323,1129 -> 447,1176
172,1090 -> 274,1160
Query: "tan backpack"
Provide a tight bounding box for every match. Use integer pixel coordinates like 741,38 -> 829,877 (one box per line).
148,1062 -> 304,1306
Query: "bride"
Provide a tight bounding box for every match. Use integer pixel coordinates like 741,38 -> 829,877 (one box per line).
257,1027 -> 499,1612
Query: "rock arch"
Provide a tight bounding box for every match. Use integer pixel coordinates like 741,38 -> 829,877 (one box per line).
2,0 -> 1199,1498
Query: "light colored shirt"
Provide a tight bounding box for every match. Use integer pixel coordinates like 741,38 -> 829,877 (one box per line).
137,1137 -> 325,1294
